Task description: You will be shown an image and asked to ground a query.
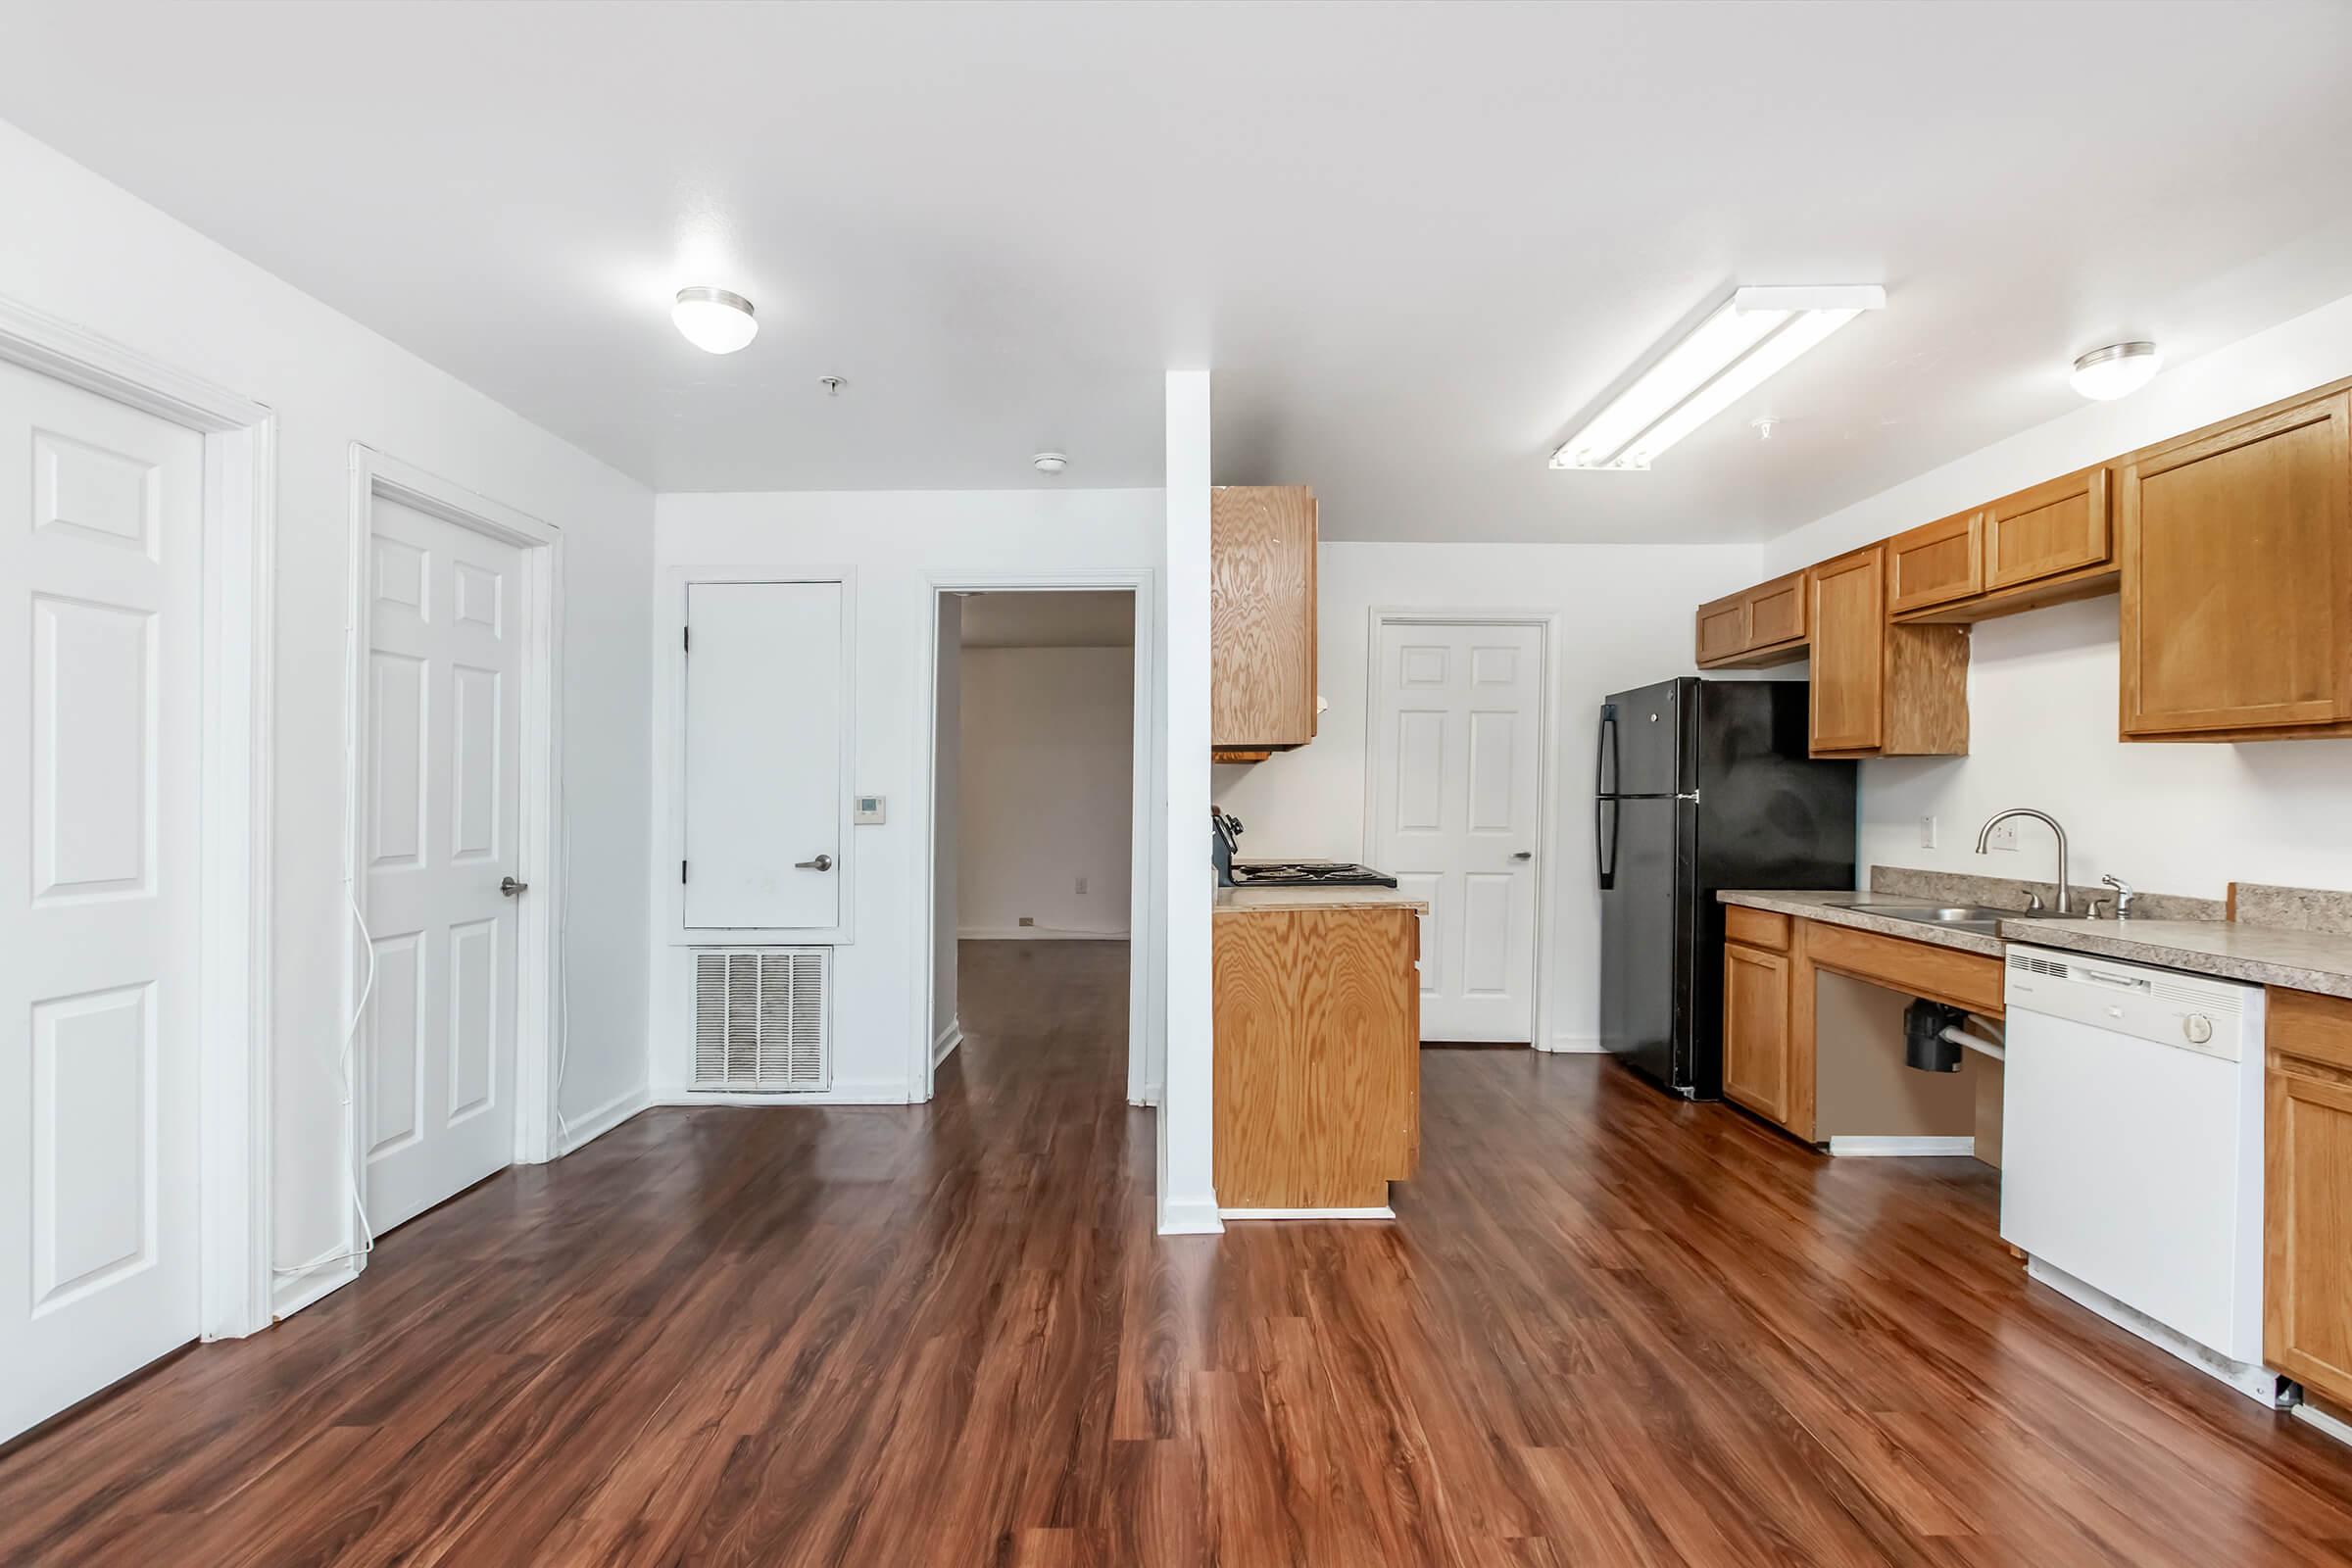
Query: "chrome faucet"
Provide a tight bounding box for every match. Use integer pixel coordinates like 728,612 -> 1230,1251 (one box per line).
1976,808 -> 2071,914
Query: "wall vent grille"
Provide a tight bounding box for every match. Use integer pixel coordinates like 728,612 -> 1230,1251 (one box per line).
693,949 -> 829,1091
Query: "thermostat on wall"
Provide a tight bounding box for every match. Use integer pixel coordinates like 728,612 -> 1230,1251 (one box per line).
855,794 -> 886,825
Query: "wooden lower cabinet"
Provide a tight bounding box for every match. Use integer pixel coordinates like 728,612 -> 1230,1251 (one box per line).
2266,988 -> 2352,1407
1213,906 -> 1420,1208
1723,941 -> 1793,1128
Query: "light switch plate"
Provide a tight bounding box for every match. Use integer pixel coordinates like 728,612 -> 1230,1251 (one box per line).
1918,814 -> 1937,850
855,794 -> 886,825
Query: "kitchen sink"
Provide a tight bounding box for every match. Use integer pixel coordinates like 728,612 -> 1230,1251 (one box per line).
1861,903 -> 2104,932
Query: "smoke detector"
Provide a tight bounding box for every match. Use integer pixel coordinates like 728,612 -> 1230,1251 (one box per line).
1031,452 -> 1069,474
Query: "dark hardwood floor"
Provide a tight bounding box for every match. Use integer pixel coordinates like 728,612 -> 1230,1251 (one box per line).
6,938 -> 2352,1565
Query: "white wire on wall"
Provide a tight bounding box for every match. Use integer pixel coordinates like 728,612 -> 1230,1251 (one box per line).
271,888 -> 378,1277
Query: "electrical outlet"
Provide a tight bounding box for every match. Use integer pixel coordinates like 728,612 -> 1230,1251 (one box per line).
1018,915 -> 1035,927
1918,814 -> 1937,850
1985,818 -> 2021,853
1076,876 -> 1088,896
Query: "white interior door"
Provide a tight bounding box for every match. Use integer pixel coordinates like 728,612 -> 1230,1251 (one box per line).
1372,620 -> 1544,1042
0,361 -> 203,1441
364,498 -> 524,1233
682,581 -> 843,930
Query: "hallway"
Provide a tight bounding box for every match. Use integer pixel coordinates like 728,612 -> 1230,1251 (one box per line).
4,941 -> 2349,1565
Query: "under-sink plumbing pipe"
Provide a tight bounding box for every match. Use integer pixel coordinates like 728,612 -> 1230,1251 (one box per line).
1904,999 -> 2005,1070
1941,1019 -> 2004,1062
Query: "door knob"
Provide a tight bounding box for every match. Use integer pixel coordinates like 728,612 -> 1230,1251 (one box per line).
500,876 -> 528,897
796,854 -> 834,872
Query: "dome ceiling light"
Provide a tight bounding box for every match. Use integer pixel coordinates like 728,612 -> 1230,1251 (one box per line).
672,286 -> 758,354
2070,341 -> 2161,401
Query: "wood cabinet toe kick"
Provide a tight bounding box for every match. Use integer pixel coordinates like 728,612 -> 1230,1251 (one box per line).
1213,904 -> 1422,1212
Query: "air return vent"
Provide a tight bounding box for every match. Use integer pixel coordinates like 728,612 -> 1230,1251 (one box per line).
693,950 -> 829,1091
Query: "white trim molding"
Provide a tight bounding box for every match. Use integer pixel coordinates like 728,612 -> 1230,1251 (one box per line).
1827,1135 -> 1977,1157
0,295 -> 278,1343
957,925 -> 1132,941
559,1084 -> 653,1155
1156,1196 -> 1226,1235
931,1017 -> 963,1069
653,1080 -> 910,1108
1547,1032 -> 1603,1054
1220,1206 -> 1396,1220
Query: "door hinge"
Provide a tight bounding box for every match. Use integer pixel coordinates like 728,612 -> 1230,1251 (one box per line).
680,859 -> 688,884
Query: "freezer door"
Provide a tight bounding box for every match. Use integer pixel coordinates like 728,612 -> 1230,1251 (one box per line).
1603,680 -> 1686,796
1599,794 -> 1684,1089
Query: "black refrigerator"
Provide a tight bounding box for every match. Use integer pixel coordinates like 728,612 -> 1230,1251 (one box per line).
1596,678 -> 1856,1099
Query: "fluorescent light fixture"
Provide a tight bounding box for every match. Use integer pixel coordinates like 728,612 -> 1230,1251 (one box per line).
1550,285 -> 1885,469
2070,341 -> 2160,401
673,286 -> 758,354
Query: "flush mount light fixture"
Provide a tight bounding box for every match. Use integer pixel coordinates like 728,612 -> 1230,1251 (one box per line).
672,286 -> 758,354
2070,341 -> 2161,401
1549,285 -> 1885,470
1031,452 -> 1069,474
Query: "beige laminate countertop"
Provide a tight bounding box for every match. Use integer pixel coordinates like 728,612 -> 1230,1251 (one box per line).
1213,883 -> 1431,916
1720,889 -> 2352,1000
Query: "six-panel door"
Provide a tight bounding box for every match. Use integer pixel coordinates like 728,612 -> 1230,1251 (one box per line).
0,361 -> 204,1443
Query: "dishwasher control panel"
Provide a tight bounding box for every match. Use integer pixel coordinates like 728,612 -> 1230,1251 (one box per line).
2002,946 -> 2255,1062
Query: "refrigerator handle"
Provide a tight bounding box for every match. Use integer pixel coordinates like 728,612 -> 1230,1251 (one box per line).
1595,798 -> 1618,891
1595,703 -> 1619,799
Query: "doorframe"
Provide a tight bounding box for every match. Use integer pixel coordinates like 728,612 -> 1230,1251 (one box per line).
1361,607 -> 1562,1053
910,570 -> 1160,1105
343,446 -> 565,1286
0,296 -> 278,1341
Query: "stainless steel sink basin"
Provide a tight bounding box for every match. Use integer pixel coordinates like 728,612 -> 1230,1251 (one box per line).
1866,904 -> 2012,929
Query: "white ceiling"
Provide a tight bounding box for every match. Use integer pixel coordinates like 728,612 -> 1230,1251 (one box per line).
5,2 -> 2351,542
958,591 -> 1134,650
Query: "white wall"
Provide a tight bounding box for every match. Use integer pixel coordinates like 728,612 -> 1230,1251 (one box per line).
1159,371 -> 1216,1232
958,646 -> 1135,938
1762,288 -> 2352,903
1211,540 -> 1764,1050
930,595 -> 960,1056
0,122 -> 656,1312
649,489 -> 1165,1103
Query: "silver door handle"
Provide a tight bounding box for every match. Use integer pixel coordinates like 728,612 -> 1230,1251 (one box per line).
500,876 -> 528,897
796,854 -> 834,872
1512,852 -> 1534,861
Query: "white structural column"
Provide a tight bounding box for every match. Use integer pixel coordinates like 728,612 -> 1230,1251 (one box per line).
1157,370 -> 1220,1234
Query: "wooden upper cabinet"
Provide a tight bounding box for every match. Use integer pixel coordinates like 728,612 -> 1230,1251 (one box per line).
2266,989 -> 2352,1410
1210,486 -> 1318,751
2120,389 -> 2352,739
1695,592 -> 1748,665
1886,509 -> 1984,614
1693,570 -> 1808,668
1807,547 -> 1886,753
1985,465 -> 2111,592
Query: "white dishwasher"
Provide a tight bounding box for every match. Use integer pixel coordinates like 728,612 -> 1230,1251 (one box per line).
2000,944 -> 2281,1402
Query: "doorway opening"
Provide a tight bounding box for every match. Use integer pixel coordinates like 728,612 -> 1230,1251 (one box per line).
919,582 -> 1153,1107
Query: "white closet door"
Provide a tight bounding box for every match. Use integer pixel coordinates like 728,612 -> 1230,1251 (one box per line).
682,581 -> 843,931
364,499 -> 524,1234
0,361 -> 204,1442
1371,621 -> 1544,1042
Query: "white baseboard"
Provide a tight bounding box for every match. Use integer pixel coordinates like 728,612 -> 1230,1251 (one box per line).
1546,1032 -> 1604,1054
270,1255 -> 361,1321
1156,1193 -> 1225,1235
932,1017 -> 963,1068
1828,1135 -> 1977,1157
1220,1206 -> 1395,1220
2296,1398 -> 2352,1447
957,926 -> 1130,941
651,1078 -> 910,1106
560,1082 -> 652,1155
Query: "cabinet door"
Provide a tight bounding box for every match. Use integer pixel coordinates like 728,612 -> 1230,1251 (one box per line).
1210,486 -> 1318,748
1808,546 -> 1886,754
1985,466 -> 2111,591
2267,991 -> 2352,1407
2121,391 -> 2351,736
1886,510 -> 1984,614
1695,591 -> 1748,665
1723,943 -> 1791,1126
1744,571 -> 1807,651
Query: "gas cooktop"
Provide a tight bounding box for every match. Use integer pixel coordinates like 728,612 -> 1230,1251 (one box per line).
1231,860 -> 1399,889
